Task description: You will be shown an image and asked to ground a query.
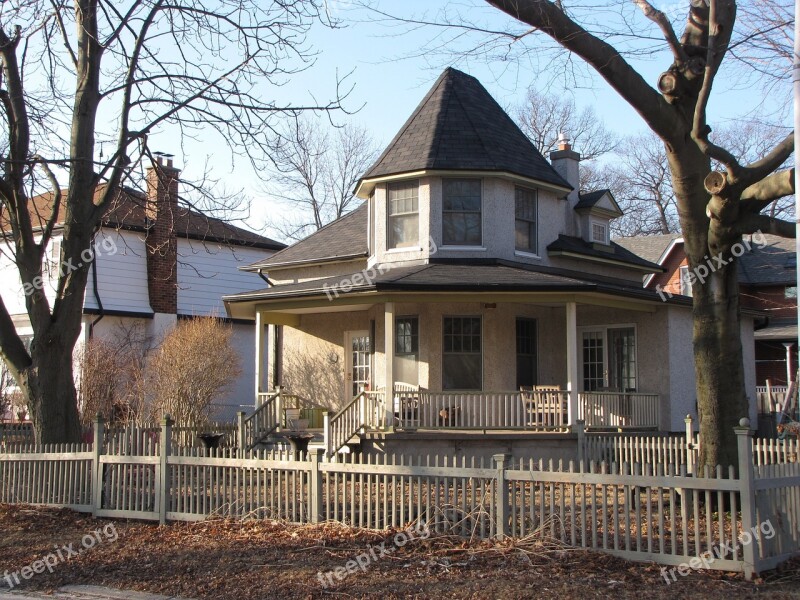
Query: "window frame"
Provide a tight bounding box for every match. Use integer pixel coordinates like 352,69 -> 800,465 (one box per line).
577,324 -> 638,393
514,186 -> 538,255
590,220 -> 609,244
442,315 -> 483,390
387,180 -> 420,250
442,178 -> 483,247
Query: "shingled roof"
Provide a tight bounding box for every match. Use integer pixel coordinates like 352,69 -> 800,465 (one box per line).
5,184 -> 285,250
244,203 -> 368,271
358,68 -> 570,190
613,234 -> 682,265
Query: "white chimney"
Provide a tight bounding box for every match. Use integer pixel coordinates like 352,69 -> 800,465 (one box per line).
550,132 -> 581,236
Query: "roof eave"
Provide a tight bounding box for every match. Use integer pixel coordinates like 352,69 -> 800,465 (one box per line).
355,169 -> 572,199
548,249 -> 664,274
240,253 -> 368,272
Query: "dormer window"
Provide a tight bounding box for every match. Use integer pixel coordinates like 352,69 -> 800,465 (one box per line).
443,179 -> 482,246
388,180 -> 419,249
591,220 -> 608,244
515,187 -> 537,254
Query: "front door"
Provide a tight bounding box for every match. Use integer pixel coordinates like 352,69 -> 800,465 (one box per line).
345,330 -> 371,399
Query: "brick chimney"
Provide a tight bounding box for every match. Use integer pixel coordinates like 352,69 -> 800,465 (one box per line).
145,155 -> 179,315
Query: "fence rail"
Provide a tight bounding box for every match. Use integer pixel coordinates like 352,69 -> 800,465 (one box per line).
1,417 -> 799,579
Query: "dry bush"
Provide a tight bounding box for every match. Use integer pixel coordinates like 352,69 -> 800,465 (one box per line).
78,323 -> 150,427
148,317 -> 241,427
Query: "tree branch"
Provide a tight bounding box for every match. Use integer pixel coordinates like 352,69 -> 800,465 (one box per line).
632,0 -> 689,64
736,132 -> 794,188
739,168 -> 795,210
737,213 -> 795,237
485,0 -> 677,140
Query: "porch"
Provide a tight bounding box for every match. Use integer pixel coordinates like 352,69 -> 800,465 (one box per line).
244,386 -> 660,456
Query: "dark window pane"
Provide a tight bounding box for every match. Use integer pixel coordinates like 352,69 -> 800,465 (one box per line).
443,355 -> 481,390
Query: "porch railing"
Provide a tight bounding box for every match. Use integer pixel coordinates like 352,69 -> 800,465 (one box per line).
397,390 -> 570,431
239,388 -> 283,450
325,389 -> 385,456
579,392 -> 659,429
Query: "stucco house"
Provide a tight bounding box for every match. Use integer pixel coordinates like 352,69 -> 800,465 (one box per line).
224,68 -> 758,455
0,157 -> 285,421
616,233 -> 796,389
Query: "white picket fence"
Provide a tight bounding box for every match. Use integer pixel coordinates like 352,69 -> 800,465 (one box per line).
1,417 -> 799,579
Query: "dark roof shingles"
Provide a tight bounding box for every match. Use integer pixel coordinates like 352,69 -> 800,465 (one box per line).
247,203 -> 368,270
361,68 -> 570,189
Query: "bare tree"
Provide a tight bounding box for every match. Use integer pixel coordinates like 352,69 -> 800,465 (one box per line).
148,317 -> 241,428
0,1 -> 344,443
268,118 -> 379,241
515,88 -> 617,161
373,0 -> 795,466
605,132 -> 680,237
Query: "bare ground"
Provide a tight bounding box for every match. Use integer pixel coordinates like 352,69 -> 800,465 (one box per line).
0,505 -> 798,599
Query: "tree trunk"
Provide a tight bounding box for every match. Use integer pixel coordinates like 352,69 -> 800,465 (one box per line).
21,339 -> 82,444
692,261 -> 749,469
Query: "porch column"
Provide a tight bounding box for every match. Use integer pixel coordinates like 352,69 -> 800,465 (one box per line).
266,323 -> 276,390
566,302 -> 579,425
384,302 -> 395,392
783,342 -> 795,384
255,311 -> 265,400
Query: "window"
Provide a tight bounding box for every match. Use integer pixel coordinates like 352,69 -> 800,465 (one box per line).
679,265 -> 693,297
516,318 -> 537,388
388,181 -> 419,249
515,187 -> 537,253
591,221 -> 608,244
443,179 -> 481,246
786,286 -> 797,299
48,238 -> 61,278
581,326 -> 637,392
443,316 -> 482,390
395,316 -> 419,385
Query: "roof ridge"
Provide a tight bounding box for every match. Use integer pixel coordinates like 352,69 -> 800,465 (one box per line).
365,71 -> 451,176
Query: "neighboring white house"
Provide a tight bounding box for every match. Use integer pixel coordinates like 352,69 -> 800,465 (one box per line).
0,157 -> 285,421
225,67 -> 759,449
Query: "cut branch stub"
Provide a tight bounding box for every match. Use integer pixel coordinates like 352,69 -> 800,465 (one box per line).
704,171 -> 727,195
658,71 -> 682,97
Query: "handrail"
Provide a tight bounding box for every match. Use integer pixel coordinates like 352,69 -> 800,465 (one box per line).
240,387 -> 282,450
326,389 -> 366,457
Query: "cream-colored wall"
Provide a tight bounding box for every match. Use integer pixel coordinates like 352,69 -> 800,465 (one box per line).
269,260 -> 369,285
277,301 -> 682,405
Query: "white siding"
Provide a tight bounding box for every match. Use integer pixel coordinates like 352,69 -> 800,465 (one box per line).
84,229 -> 152,314
177,239 -> 271,316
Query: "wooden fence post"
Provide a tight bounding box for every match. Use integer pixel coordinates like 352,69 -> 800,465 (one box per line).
236,411 -> 246,455
736,417 -> 757,580
158,414 -> 173,525
275,385 -> 283,432
92,414 -> 105,516
309,448 -> 324,523
685,414 -> 695,475
493,453 -> 511,540
359,386 -> 366,433
574,420 -> 585,466
323,411 -> 330,457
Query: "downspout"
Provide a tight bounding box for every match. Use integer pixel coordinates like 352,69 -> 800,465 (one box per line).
257,269 -> 273,286
88,243 -> 104,338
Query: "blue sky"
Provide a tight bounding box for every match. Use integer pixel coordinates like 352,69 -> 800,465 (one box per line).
143,0 -> 791,238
